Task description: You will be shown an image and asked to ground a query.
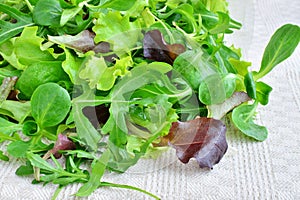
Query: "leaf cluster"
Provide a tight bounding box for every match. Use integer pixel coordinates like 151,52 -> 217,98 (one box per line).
0,0 -> 299,199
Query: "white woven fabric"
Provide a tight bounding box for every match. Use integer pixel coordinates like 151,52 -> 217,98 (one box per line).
1,1 -> 299,199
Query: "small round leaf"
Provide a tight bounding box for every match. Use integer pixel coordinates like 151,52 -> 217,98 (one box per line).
31,83 -> 71,128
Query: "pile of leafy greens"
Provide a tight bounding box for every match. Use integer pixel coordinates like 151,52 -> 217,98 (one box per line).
0,0 -> 299,199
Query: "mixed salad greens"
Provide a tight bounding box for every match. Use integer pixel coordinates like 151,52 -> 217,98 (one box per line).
0,0 -> 299,199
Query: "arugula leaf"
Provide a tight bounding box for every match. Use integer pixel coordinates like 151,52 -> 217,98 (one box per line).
76,149 -> 111,196
0,116 -> 22,137
72,85 -> 109,151
0,100 -> 31,123
0,3 -> 34,44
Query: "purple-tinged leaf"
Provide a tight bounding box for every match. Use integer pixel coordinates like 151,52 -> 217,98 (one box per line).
44,134 -> 76,159
143,30 -> 185,65
167,117 -> 227,169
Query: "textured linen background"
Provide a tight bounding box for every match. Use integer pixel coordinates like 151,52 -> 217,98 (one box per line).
0,0 -> 299,199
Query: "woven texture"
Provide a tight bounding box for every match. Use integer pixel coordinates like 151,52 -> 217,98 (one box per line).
1,0 -> 299,199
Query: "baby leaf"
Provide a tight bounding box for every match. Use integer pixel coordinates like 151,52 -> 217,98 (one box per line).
0,117 -> 22,136
199,73 -> 236,105
167,117 -> 227,169
33,0 -> 62,27
22,120 -> 38,136
7,140 -> 30,158
0,3 -> 34,44
14,26 -> 57,66
31,83 -> 71,128
143,29 -> 186,65
16,61 -> 70,99
256,81 -> 272,106
15,161 -> 34,176
76,149 -> 111,197
244,72 -> 256,99
173,49 -> 217,90
254,24 -> 300,80
0,101 -> 31,123
93,11 -> 141,52
232,102 -> 268,141
99,0 -> 136,11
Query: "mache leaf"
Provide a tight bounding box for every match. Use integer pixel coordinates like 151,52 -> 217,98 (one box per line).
254,24 -> 300,80
232,102 -> 268,141
31,83 -> 71,128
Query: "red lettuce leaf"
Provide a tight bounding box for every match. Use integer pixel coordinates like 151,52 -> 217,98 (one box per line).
167,117 -> 227,169
47,134 -> 76,159
143,30 -> 185,65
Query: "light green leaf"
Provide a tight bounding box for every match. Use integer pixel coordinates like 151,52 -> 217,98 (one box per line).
27,152 -> 57,172
0,117 -> 22,136
60,4 -> 83,26
79,55 -> 132,91
93,11 -> 141,52
256,81 -> 272,106
14,26 -> 56,66
61,47 -> 84,84
7,140 -> 30,158
0,100 -> 31,123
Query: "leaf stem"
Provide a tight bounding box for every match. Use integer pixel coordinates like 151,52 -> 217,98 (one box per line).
100,181 -> 161,200
24,0 -> 33,12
